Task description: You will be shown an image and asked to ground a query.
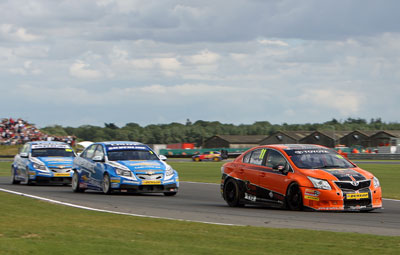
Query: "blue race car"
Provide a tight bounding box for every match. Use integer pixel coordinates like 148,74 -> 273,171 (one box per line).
11,141 -> 76,185
71,141 -> 179,196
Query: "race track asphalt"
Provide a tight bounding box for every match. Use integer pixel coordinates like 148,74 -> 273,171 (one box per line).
0,176 -> 399,236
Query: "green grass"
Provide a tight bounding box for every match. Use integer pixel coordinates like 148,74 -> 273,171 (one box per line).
358,164 -> 400,200
0,162 -> 11,177
169,161 -> 224,183
0,192 -> 399,255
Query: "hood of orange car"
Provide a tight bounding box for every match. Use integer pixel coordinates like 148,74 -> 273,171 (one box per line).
305,168 -> 368,182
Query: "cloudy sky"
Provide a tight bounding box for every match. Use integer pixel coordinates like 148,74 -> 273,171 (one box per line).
1,0 -> 399,128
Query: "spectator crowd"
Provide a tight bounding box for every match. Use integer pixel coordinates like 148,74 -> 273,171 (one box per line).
0,118 -> 76,146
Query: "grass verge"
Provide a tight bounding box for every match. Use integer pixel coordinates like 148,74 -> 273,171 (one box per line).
0,192 -> 399,255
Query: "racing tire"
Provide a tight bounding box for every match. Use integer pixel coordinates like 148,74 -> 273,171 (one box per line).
11,167 -> 20,184
223,179 -> 244,207
102,173 -> 112,194
164,192 -> 177,196
72,171 -> 85,193
26,168 -> 34,186
194,157 -> 200,162
213,157 -> 221,162
285,183 -> 303,211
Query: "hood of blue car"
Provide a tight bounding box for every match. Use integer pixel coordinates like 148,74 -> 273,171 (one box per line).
113,160 -> 166,172
35,157 -> 74,167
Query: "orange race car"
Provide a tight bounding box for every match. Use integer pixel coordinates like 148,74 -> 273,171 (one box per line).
221,144 -> 382,211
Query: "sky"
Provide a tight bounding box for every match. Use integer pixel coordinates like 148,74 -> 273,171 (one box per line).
1,0 -> 399,128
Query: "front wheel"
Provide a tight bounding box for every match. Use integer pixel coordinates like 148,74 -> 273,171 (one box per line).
285,183 -> 303,211
72,171 -> 85,193
223,179 -> 244,207
102,174 -> 112,194
11,167 -> 20,184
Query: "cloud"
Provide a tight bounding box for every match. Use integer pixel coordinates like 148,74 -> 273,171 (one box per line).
186,50 -> 220,65
300,89 -> 364,115
69,60 -> 102,79
0,24 -> 41,42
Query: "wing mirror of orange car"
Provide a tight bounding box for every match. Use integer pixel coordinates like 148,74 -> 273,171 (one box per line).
273,163 -> 291,174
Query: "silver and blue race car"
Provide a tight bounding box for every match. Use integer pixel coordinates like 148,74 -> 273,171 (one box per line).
11,141 -> 76,185
72,141 -> 179,195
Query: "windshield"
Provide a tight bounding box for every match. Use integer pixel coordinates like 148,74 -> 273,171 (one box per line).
31,148 -> 75,158
285,149 -> 355,169
107,149 -> 159,161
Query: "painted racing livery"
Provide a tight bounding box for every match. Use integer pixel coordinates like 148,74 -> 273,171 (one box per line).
72,141 -> 179,195
11,141 -> 76,185
221,144 -> 382,211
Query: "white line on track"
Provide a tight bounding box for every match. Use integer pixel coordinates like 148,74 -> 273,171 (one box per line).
0,187 -> 242,227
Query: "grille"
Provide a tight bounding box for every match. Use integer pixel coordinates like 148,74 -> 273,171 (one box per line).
49,168 -> 72,173
344,199 -> 371,207
334,180 -> 371,191
136,174 -> 163,180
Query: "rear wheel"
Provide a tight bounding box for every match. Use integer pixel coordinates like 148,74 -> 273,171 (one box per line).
11,167 -> 20,184
223,179 -> 244,207
286,183 -> 303,210
72,171 -> 85,193
102,173 -> 112,194
194,157 -> 200,162
213,157 -> 221,162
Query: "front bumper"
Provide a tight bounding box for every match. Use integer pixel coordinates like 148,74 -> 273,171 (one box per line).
301,186 -> 382,211
109,175 -> 179,193
29,169 -> 73,184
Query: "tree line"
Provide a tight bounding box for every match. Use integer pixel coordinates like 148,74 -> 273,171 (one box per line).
41,118 -> 400,146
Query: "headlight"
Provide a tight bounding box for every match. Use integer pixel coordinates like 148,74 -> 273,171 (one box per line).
115,168 -> 132,177
33,163 -> 47,171
373,176 -> 380,188
165,165 -> 174,176
307,176 -> 331,190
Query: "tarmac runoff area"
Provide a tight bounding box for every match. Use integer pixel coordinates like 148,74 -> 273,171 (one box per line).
0,177 -> 400,236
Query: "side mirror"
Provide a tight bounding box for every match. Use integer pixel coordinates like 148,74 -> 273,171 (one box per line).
92,156 -> 104,162
20,152 -> 29,158
159,155 -> 167,161
273,163 -> 290,174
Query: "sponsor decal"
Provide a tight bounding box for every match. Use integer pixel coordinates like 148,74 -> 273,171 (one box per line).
111,179 -> 121,183
54,173 -> 71,177
142,180 -> 162,185
32,144 -> 69,149
244,193 -> 257,202
305,189 -> 320,197
294,150 -> 330,154
111,183 -> 119,188
304,189 -> 320,201
29,171 -> 36,175
305,195 -> 319,201
346,193 -> 369,200
107,145 -> 147,151
122,180 -> 139,184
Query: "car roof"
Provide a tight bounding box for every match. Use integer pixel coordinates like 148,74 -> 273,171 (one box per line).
263,144 -> 328,150
97,141 -> 144,146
